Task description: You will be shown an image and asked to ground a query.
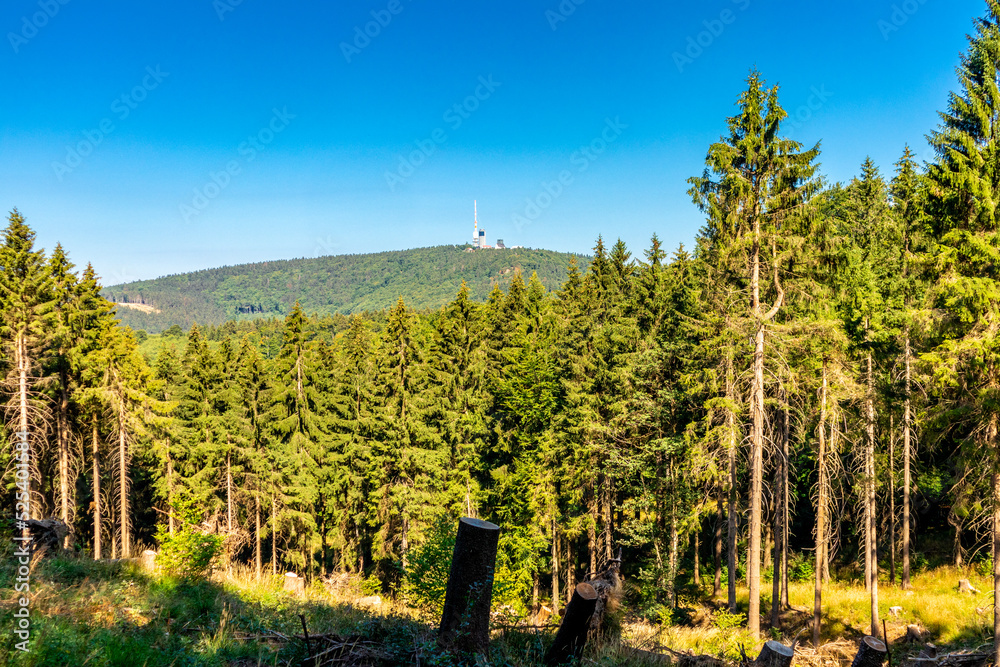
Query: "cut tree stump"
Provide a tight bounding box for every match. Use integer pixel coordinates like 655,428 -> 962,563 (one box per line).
755,640 -> 794,667
544,583 -> 599,666
906,625 -> 928,643
851,636 -> 888,667
283,572 -> 305,596
437,517 -> 501,655
958,579 -> 979,594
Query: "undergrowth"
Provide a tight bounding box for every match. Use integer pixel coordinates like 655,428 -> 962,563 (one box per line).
0,540 -> 994,666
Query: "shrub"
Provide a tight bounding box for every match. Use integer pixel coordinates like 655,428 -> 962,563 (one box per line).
155,496 -> 223,580
788,551 -> 815,582
714,608 -> 747,629
403,515 -> 533,615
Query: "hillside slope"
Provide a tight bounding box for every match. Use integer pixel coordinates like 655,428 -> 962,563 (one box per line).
102,245 -> 585,332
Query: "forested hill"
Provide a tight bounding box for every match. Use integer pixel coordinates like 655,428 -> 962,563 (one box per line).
102,245 -> 585,332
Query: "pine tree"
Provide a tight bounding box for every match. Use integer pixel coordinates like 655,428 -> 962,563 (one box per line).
924,3 -> 1000,659
0,209 -> 54,521
689,71 -> 820,636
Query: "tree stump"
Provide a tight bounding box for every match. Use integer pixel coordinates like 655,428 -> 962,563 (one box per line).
139,549 -> 157,571
906,624 -> 927,643
850,636 -> 888,667
755,640 -> 794,667
437,517 -> 500,655
26,519 -> 68,555
544,583 -> 599,666
283,572 -> 305,596
958,579 -> 979,594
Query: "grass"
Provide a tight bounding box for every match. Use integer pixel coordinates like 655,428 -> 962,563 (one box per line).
0,543 -> 995,667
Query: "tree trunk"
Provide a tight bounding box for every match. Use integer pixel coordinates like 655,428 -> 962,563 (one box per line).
92,418 -> 101,560
991,413 -> 1000,667
694,526 -> 701,587
167,454 -> 175,536
227,449 -> 233,533
17,336 -> 31,518
118,402 -> 129,559
714,492 -> 723,598
58,369 -> 70,549
552,521 -> 560,615
544,583 -> 598,666
851,637 -> 888,667
271,493 -> 277,575
782,406 -> 790,609
902,333 -> 913,590
814,362 -> 829,647
437,518 -> 500,655
726,349 -> 738,613
255,493 -> 262,580
566,535 -> 576,604
588,493 -> 597,576
603,475 -> 613,563
755,640 -> 794,667
890,414 -> 897,585
748,316 -> 765,637
866,351 -> 879,638
771,444 -> 782,628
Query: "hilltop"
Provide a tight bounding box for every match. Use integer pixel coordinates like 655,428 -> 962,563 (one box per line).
102,245 -> 586,332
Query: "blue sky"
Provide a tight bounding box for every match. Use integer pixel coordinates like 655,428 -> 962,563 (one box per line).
0,0 -> 985,284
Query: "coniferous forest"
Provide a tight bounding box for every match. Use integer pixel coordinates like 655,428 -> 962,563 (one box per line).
13,4 -> 1000,666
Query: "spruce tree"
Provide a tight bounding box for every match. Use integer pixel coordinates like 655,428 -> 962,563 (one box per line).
689,71 -> 820,636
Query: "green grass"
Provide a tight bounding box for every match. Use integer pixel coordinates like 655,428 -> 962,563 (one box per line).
1,543 -> 995,666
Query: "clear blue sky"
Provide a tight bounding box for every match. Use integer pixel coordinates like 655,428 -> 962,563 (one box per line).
0,0 -> 985,284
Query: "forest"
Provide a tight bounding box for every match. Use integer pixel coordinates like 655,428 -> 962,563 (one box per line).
9,3 -> 1000,665
101,245 -> 582,333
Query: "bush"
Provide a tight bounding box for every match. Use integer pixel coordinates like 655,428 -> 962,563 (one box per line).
714,608 -> 747,629
788,551 -> 815,582
403,515 -> 533,615
155,496 -> 223,580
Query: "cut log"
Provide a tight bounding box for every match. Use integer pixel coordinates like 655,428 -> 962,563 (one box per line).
850,636 -> 888,667
355,595 -> 382,607
906,625 -> 927,643
755,640 -> 794,667
283,572 -> 305,596
437,517 -> 501,654
958,579 -> 979,594
139,549 -> 157,571
545,583 -> 599,666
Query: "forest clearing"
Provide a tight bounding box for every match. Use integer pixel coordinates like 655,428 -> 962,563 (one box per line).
0,540 -> 994,667
9,1 -> 1000,666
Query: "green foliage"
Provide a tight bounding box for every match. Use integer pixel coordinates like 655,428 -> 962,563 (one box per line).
154,496 -> 223,580
103,246 -> 586,333
403,516 -> 533,616
787,551 -> 815,583
714,609 -> 747,629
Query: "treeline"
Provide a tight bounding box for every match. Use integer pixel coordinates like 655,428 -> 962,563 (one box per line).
9,2 -> 1000,649
101,245 -> 584,333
